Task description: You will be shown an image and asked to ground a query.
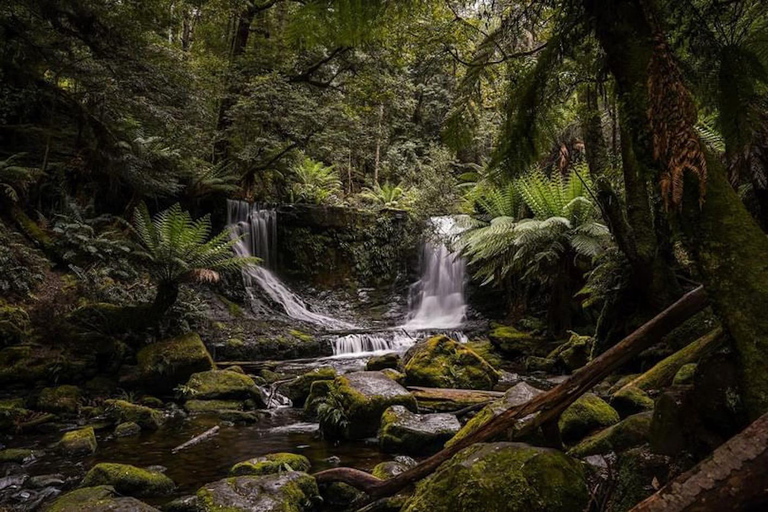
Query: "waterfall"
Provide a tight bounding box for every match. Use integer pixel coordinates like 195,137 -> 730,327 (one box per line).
404,216 -> 467,330
331,331 -> 415,357
227,200 -> 352,330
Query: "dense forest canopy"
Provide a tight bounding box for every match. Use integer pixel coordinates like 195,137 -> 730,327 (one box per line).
2,0 -> 768,511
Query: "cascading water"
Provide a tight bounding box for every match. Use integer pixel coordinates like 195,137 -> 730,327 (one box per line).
404,216 -> 468,330
331,331 -> 415,356
227,200 -> 352,330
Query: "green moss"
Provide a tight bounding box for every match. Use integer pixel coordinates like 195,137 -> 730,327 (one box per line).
365,353 -> 401,371
372,461 -> 412,480
0,305 -> 29,346
465,340 -> 505,369
568,412 -> 652,458
46,486 -> 159,512
379,406 -> 460,455
546,334 -> 593,372
283,367 -> 337,406
289,330 -> 314,342
137,333 -> 214,393
304,379 -> 334,415
380,368 -> 405,384
58,426 -> 97,455
82,463 -> 175,497
404,335 -> 500,390
0,345 -> 50,385
673,363 -> 697,385
105,400 -> 163,430
196,472 -> 319,512
38,385 -> 81,414
611,385 -> 654,418
0,398 -> 31,432
114,422 -> 141,437
403,443 -> 589,512
0,448 -> 37,463
525,356 -> 557,373
487,325 -> 540,357
230,453 -> 311,476
184,370 -> 259,401
558,393 -> 620,444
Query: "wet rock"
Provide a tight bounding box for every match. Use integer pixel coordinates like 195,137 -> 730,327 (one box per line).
105,400 -> 164,430
282,367 -> 337,407
82,463 -> 175,497
611,385 -> 654,418
196,472 -> 319,512
137,396 -> 164,408
404,335 -> 500,390
380,368 -> 406,384
366,353 -> 400,371
184,399 -> 246,413
546,334 -> 593,373
137,333 -> 215,393
446,382 -> 545,448
379,406 -> 460,455
27,474 -> 65,488
487,325 -> 541,357
114,422 -> 141,438
372,458 -> 417,480
0,474 -> 27,492
37,385 -> 82,414
672,363 -> 697,385
649,387 -> 691,455
161,495 -> 199,512
558,393 -> 620,445
403,442 -> 589,512
525,356 -> 558,373
0,448 -> 38,464
230,453 -> 311,476
45,485 -> 160,511
319,482 -> 366,508
183,370 -> 266,407
216,410 -> 266,424
58,427 -> 97,455
567,412 -> 652,458
606,447 -> 673,512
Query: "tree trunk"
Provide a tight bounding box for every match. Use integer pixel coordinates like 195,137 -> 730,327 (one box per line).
373,103 -> 384,185
151,281 -> 179,321
630,410 -> 768,512
585,0 -> 768,418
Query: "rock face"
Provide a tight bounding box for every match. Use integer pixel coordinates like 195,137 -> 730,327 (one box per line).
45,485 -> 159,511
81,463 -> 175,497
312,371 -> 417,439
58,426 -> 97,455
230,453 -> 311,476
558,393 -> 620,444
404,335 -> 500,390
402,443 -> 589,512
137,332 -> 214,393
282,367 -> 336,407
379,406 -> 460,455
568,412 -> 653,458
197,472 -> 319,512
105,400 -> 164,430
446,381 -> 544,448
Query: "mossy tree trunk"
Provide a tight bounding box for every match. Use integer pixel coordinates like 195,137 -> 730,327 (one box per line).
584,0 -> 768,418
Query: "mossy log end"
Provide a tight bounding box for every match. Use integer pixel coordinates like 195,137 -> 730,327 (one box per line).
313,287 -> 708,498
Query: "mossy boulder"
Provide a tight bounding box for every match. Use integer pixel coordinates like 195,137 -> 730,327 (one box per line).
379,406 -> 460,455
673,363 -> 697,385
82,463 -> 175,497
567,412 -> 653,458
403,442 -> 589,512
381,368 -> 406,384
546,334 -> 593,373
487,325 -> 540,357
58,427 -> 97,455
105,400 -> 163,430
605,447 -> 673,512
114,422 -> 141,437
525,356 -> 558,373
0,448 -> 38,463
196,472 -> 319,512
304,379 -> 335,415
312,371 -> 417,439
404,335 -> 500,390
446,382 -> 544,448
184,370 -> 265,407
649,387 -> 690,456
371,459 -> 416,480
230,453 -> 311,476
46,485 -> 160,511
318,482 -> 366,509
137,333 -> 215,393
366,353 -> 401,371
282,367 -> 337,407
558,393 -> 620,444
611,385 -> 654,418
38,385 -> 82,414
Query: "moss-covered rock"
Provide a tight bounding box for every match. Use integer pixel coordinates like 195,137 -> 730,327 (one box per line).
0,448 -> 38,463
58,427 -> 97,455
605,447 -> 673,512
403,442 -> 589,512
184,370 -> 265,407
487,325 -> 540,357
282,367 -> 337,407
371,460 -> 415,480
196,472 -> 319,512
567,412 -> 653,458
230,453 -> 311,476
611,385 -> 654,418
546,334 -> 593,373
318,482 -> 366,509
38,385 -> 82,414
446,381 -> 544,448
379,406 -> 460,455
82,463 -> 175,497
137,333 -> 215,393
649,387 -> 690,456
304,379 -> 335,416
0,345 -> 50,385
184,399 -> 247,413
673,363 -> 697,385
381,368 -> 406,384
105,400 -> 163,431
558,393 -> 620,444
46,485 -> 160,511
114,422 -> 141,438
525,356 -> 558,373
365,353 -> 401,371
404,335 -> 500,390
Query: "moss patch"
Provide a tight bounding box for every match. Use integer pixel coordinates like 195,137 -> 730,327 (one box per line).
82,463 -> 175,497
404,335 -> 500,390
558,393 -> 620,444
137,332 -> 214,393
46,485 -> 159,512
568,412 -> 652,458
58,427 -> 97,455
184,370 -> 261,402
0,448 -> 37,463
196,472 -> 319,512
38,385 -> 81,414
282,367 -> 336,407
230,453 -> 311,476
673,363 -> 697,385
611,385 -> 654,418
105,400 -> 163,430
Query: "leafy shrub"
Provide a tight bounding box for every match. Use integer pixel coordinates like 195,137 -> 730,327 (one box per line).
291,157 -> 342,205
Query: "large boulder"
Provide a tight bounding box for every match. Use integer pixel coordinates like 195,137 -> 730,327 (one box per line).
558,393 -> 620,444
568,412 -> 653,458
230,453 -> 311,476
402,443 -> 589,512
137,333 -> 214,393
487,325 -> 540,357
446,381 -> 544,448
196,472 -> 319,512
311,371 -> 417,439
37,385 -> 82,414
81,463 -> 175,497
45,485 -> 159,511
610,385 -> 654,418
105,400 -> 164,431
282,367 -> 336,407
404,335 -> 500,390
366,353 -> 401,371
58,427 -> 97,455
379,406 -> 460,455
546,334 -> 593,373
183,370 -> 265,406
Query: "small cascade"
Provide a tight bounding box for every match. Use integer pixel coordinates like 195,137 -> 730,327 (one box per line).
404,216 -> 468,330
227,200 -> 352,330
331,331 -> 415,357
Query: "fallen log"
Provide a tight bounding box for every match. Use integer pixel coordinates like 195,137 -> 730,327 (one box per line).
408,386 -> 504,412
171,426 -> 220,453
629,410 -> 768,512
314,286 -> 708,498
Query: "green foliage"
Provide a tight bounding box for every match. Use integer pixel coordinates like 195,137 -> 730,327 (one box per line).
313,388 -> 349,439
0,154 -> 42,204
291,157 -> 342,205
360,181 -> 409,208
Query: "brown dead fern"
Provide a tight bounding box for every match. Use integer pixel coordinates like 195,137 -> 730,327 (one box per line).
647,34 -> 707,210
